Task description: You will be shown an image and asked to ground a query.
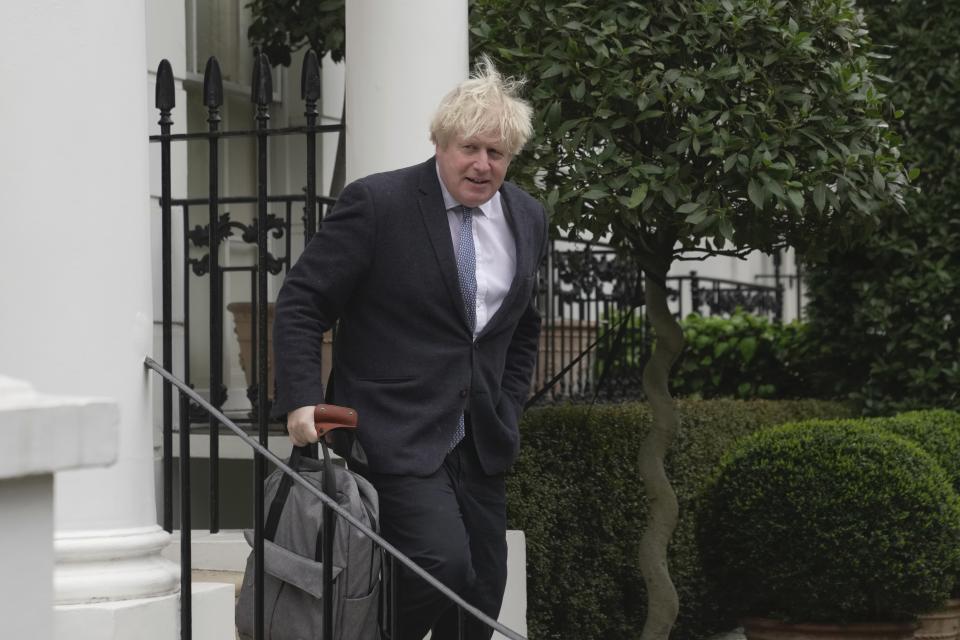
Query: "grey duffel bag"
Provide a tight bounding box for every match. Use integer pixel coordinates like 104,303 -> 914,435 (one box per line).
236,444 -> 382,640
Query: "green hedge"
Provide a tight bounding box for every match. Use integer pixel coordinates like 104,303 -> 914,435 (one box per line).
672,311 -> 811,400
874,409 -> 960,594
875,410 -> 960,494
698,419 -> 960,623
509,399 -> 853,640
598,309 -> 823,401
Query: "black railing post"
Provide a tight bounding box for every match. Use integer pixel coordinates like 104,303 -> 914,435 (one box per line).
689,270 -> 701,315
252,49 -> 273,640
203,56 -> 224,534
795,256 -> 803,321
301,50 -> 321,243
178,388 -> 193,638
182,203 -> 193,410
155,59 -> 175,534
773,251 -> 783,323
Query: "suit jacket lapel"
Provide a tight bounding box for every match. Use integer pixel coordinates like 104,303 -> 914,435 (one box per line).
417,158 -> 471,330
501,186 -> 533,277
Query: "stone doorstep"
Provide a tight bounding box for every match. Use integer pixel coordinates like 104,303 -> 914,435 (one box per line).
191,569 -> 243,598
167,529 -> 528,637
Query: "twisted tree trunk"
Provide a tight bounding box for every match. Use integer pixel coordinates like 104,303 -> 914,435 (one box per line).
638,269 -> 684,640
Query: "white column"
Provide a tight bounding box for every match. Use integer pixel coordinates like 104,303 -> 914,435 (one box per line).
345,0 -> 469,181
321,52 -> 346,196
0,0 -> 180,635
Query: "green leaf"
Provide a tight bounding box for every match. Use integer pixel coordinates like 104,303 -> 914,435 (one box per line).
662,186 -> 677,207
546,188 -> 560,208
582,189 -> 607,200
677,202 -> 700,214
685,208 -> 708,224
636,110 -> 665,121
748,179 -> 765,210
738,336 -> 757,362
627,184 -> 649,208
718,218 -> 734,241
813,184 -> 826,212
545,101 -> 562,127
873,168 -> 885,191
542,63 -> 565,79
571,81 -> 586,100
724,154 -> 738,173
787,190 -> 804,211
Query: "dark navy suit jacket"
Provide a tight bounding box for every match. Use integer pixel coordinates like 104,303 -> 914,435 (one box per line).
273,157 -> 548,476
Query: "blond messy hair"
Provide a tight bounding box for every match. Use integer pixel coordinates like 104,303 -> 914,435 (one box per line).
430,54 -> 534,157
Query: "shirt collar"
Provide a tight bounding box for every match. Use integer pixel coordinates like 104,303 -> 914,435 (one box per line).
435,163 -> 499,218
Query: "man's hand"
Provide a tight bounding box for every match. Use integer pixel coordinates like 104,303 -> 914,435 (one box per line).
286,405 -> 318,446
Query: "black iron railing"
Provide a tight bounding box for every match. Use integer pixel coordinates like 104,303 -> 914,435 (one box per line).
534,242 -> 784,403
145,357 -> 524,640
153,49 -> 340,534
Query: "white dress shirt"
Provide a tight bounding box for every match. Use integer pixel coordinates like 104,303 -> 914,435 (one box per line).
437,167 -> 517,337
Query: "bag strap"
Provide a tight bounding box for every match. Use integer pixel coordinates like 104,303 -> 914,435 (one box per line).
317,439 -> 337,562
263,446 -> 303,542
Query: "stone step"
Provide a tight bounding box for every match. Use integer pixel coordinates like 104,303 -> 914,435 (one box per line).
166,529 -> 528,639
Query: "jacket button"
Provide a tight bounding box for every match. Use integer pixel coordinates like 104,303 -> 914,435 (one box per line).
459,388 -> 468,398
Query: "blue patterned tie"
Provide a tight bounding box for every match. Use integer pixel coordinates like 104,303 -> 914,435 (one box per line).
451,205 -> 477,449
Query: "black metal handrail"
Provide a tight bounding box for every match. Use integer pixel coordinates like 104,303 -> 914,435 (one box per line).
145,356 -> 525,640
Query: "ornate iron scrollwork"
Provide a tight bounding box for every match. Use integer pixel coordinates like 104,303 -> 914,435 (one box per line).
239,213 -> 286,244
187,211 -> 288,276
699,285 -> 779,317
553,246 -> 641,306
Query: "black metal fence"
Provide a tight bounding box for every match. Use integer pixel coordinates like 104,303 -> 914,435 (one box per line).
533,242 -> 784,403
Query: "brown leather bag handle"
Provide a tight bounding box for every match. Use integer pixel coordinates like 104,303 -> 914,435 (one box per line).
314,403 -> 358,438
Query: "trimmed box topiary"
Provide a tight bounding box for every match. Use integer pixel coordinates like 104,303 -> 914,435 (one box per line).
874,410 -> 960,595
873,410 -> 960,639
697,419 -> 960,624
875,410 -> 960,495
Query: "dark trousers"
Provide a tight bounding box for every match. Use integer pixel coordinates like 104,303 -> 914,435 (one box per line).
367,429 -> 508,640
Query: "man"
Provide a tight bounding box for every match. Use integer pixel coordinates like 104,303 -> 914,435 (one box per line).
272,56 -> 547,640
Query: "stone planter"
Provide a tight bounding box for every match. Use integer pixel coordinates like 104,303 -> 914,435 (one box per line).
227,302 -> 332,400
743,617 -> 917,640
915,599 -> 960,640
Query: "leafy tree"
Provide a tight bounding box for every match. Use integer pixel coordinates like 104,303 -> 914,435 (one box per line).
803,0 -> 960,414
470,0 -> 908,637
245,0 -> 347,194
246,0 -> 344,68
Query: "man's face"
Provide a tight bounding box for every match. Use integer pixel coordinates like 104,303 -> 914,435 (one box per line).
435,132 -> 512,208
